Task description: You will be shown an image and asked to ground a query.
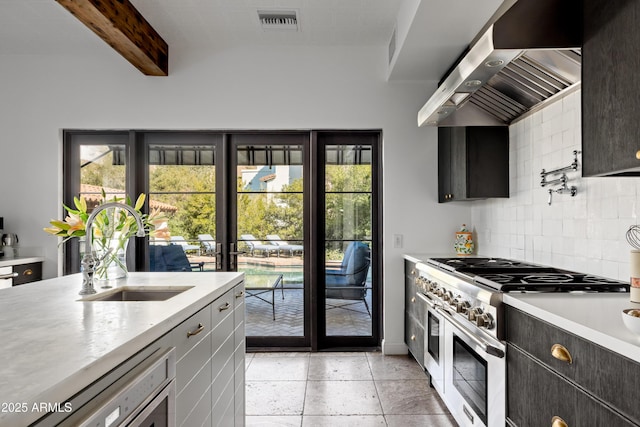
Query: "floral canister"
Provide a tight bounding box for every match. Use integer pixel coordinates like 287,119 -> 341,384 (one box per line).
454,224 -> 474,255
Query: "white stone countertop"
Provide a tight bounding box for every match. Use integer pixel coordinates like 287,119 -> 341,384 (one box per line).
504,293 -> 640,364
0,271 -> 243,426
0,254 -> 45,268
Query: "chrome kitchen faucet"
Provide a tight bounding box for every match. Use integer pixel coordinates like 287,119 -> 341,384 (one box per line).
79,202 -> 145,295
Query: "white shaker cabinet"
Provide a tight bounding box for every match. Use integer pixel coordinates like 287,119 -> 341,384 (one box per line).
172,282 -> 246,427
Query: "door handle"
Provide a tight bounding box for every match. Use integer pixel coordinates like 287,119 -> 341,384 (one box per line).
215,242 -> 223,271
229,243 -> 246,270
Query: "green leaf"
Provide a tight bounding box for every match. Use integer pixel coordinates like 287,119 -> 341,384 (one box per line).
50,220 -> 71,230
134,193 -> 146,211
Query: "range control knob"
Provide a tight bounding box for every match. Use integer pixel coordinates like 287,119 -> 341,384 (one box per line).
448,294 -> 462,306
476,312 -> 495,329
442,291 -> 453,302
454,300 -> 471,314
468,307 -> 483,322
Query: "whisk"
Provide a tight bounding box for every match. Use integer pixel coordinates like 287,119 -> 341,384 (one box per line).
626,225 -> 640,250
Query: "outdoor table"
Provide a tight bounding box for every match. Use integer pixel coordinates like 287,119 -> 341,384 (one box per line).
243,273 -> 284,321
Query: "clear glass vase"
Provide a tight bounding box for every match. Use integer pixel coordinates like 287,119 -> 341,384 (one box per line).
93,235 -> 129,285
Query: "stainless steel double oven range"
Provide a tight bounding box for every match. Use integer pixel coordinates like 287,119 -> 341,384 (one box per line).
414,257 -> 629,427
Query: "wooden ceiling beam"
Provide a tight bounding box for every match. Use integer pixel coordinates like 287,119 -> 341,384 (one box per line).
55,0 -> 168,76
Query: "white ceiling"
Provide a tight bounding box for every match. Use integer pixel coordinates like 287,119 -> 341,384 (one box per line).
0,0 -> 506,81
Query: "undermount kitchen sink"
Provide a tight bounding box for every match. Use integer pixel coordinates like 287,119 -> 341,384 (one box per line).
79,286 -> 194,302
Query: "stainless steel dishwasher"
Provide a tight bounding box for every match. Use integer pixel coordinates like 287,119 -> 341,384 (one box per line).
58,347 -> 176,427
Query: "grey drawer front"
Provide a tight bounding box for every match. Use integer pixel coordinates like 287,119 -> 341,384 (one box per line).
507,344 -> 635,427
176,358 -> 212,423
212,332 -> 235,385
212,288 -> 235,327
173,305 -> 212,360
234,323 -> 245,354
218,390 -> 235,427
234,338 -> 245,372
211,312 -> 234,358
506,306 -> 640,424
234,383 -> 245,427
405,260 -> 418,277
212,355 -> 235,405
180,383 -> 212,427
234,285 -> 245,325
176,332 -> 212,394
405,314 -> 424,367
212,364 -> 235,426
405,284 -> 425,325
234,358 -> 244,391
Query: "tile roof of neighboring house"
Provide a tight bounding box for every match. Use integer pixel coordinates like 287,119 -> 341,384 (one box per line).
80,184 -> 178,213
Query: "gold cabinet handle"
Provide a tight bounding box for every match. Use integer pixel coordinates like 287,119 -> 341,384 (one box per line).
552,415 -> 568,427
219,302 -> 231,311
235,290 -> 245,299
636,150 -> 640,160
23,269 -> 33,276
410,334 -> 416,341
411,297 -> 416,303
551,344 -> 573,364
411,269 -> 416,275
186,323 -> 204,338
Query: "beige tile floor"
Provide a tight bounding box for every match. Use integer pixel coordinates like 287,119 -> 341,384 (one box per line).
245,352 -> 457,427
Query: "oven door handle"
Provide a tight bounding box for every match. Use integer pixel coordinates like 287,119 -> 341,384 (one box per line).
436,306 -> 505,359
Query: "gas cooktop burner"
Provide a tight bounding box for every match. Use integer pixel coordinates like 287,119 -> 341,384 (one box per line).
522,273 -> 574,283
473,271 -> 629,292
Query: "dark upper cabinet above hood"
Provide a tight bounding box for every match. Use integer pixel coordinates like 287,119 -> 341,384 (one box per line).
418,0 -> 582,127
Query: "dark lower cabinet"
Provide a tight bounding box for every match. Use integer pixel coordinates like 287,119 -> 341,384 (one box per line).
13,262 -> 42,285
438,126 -> 509,202
404,260 -> 425,368
506,306 -> 640,426
507,344 -> 635,427
583,0 -> 640,176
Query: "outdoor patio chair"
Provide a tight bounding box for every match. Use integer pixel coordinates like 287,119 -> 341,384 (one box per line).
240,234 -> 278,257
198,234 -> 216,256
170,236 -> 201,255
150,245 -> 204,272
266,234 -> 303,257
325,241 -> 371,316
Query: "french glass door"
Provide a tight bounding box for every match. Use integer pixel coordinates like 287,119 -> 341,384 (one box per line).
229,134 -> 309,348
145,132 -> 221,272
317,132 -> 380,349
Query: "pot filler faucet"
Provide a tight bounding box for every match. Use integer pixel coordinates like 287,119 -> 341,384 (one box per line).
79,202 -> 145,295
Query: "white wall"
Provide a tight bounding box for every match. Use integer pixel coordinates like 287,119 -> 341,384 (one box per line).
472,89 -> 636,281
0,45 -> 471,353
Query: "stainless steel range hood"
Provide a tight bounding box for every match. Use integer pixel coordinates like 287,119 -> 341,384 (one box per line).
418,0 -> 582,127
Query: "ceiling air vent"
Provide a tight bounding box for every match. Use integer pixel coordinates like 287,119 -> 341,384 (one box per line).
258,10 -> 299,31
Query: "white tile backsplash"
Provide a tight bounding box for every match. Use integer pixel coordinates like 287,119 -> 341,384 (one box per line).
471,89 -> 636,281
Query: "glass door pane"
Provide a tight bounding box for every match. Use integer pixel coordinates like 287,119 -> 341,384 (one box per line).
235,143 -> 305,338
324,144 -> 373,337
146,134 -> 218,272
70,135 -> 130,272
